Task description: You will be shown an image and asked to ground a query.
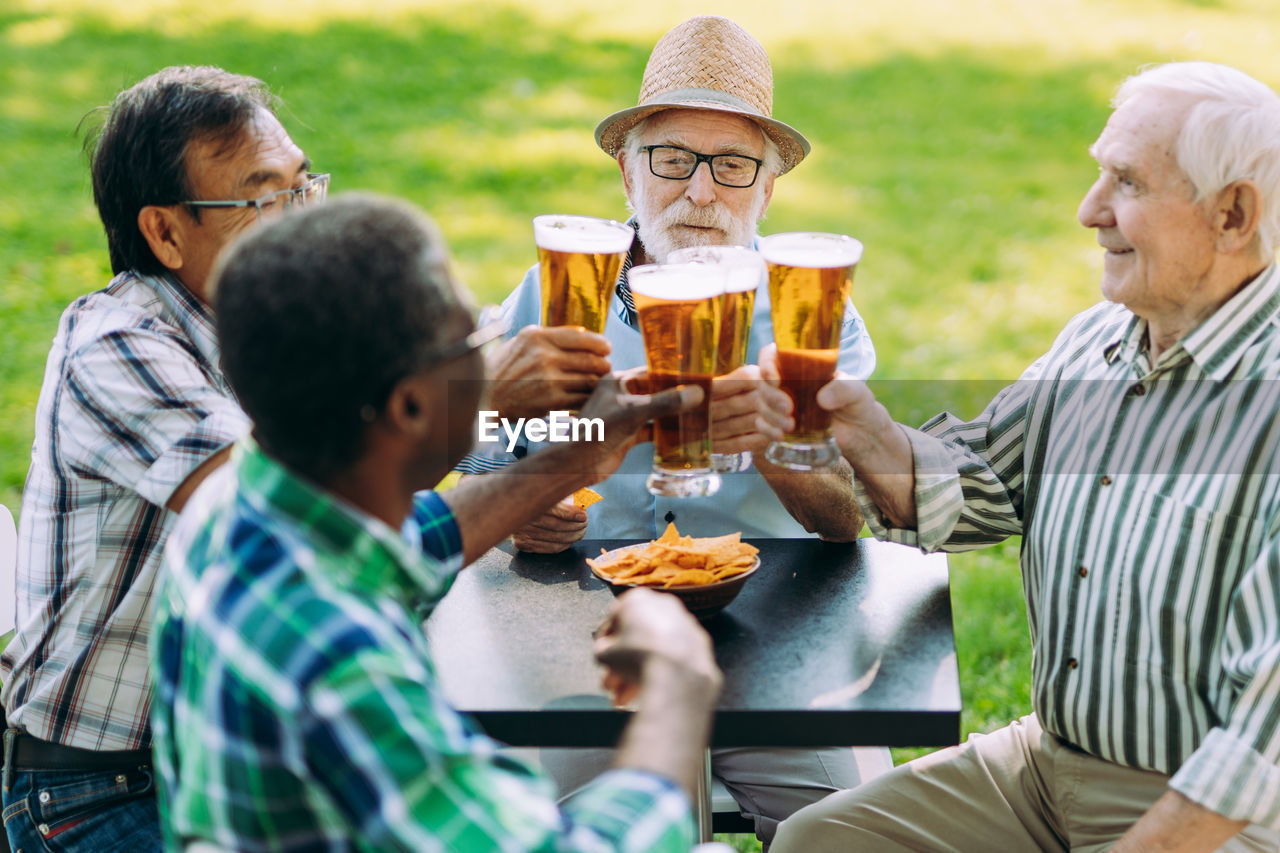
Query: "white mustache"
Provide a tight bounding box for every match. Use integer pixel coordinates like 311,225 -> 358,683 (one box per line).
653,200 -> 734,233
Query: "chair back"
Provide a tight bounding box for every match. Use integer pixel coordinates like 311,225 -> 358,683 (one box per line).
0,504 -> 15,635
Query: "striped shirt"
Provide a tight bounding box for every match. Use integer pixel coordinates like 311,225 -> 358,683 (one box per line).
151,444 -> 693,852
857,262 -> 1280,828
0,270 -> 250,750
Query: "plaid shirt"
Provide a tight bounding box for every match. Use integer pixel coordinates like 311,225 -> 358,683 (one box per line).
859,263 -> 1280,828
151,444 -> 693,852
0,270 -> 249,750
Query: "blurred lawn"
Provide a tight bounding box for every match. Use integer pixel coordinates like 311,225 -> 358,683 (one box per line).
4,2 -> 1279,850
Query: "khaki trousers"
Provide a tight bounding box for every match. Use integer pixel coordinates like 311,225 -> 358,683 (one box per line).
772,714 -> 1280,853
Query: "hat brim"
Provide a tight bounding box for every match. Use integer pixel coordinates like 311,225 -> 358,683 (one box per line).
595,101 -> 810,175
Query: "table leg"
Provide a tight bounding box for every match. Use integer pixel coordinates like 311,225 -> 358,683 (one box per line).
694,747 -> 713,841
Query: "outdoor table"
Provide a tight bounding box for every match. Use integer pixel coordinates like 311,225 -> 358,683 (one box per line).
426,537 -> 960,839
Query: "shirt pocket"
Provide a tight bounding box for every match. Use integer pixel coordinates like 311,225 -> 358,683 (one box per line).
1116,487 -> 1260,680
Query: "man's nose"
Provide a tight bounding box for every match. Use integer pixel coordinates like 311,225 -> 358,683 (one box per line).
684,161 -> 717,206
1077,177 -> 1111,229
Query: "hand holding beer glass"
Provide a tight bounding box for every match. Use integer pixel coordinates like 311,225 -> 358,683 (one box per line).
759,232 -> 863,470
668,245 -> 765,473
627,262 -> 725,498
533,214 -> 634,333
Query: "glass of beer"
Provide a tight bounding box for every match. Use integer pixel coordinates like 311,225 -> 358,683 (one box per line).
668,245 -> 765,474
627,262 -> 725,498
759,232 -> 863,470
533,214 -> 634,333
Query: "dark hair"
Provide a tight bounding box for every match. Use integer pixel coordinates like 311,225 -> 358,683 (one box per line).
85,66 -> 276,275
214,193 -> 467,482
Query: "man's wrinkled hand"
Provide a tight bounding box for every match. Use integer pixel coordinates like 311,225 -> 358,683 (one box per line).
572,371 -> 703,483
710,364 -> 792,454
593,588 -> 721,708
511,497 -> 588,554
484,326 -> 612,420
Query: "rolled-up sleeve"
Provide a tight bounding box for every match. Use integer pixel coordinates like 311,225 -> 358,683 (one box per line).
58,328 -> 249,508
1170,539 -> 1280,828
852,365 -> 1038,554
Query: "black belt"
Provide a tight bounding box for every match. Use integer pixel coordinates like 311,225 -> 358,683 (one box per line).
3,729 -> 152,772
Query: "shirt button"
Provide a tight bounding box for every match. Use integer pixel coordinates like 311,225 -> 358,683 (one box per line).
39,822 -> 51,834
664,511 -> 675,523
1067,658 -> 1079,670
1129,383 -> 1146,397
1077,566 -> 1088,578
38,790 -> 51,803
1100,475 -> 1112,486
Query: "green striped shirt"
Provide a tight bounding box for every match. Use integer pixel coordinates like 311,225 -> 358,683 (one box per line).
857,263 -> 1280,828
151,442 -> 693,851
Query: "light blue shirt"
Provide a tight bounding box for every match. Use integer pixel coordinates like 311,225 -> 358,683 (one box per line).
463,245 -> 876,538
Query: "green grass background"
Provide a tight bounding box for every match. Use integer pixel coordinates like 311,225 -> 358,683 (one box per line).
4,1 -> 1279,848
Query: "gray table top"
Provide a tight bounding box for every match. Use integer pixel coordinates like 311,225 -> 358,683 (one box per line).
426,537 -> 960,748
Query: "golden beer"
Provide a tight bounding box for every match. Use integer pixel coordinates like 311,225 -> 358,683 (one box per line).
628,263 -> 724,497
760,232 -> 863,469
533,215 -> 633,333
716,288 -> 756,376
668,245 -> 763,376
667,245 -> 764,474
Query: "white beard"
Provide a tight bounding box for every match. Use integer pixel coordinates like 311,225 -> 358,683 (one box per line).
627,171 -> 767,263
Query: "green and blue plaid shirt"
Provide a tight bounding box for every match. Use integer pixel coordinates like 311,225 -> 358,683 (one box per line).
151,443 -> 692,852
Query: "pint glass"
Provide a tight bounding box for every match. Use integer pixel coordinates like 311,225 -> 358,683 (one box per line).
668,245 -> 765,473
628,262 -> 724,498
533,215 -> 634,333
759,232 -> 863,470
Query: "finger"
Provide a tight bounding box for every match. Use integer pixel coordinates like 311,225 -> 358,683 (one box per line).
642,382 -> 704,418
541,326 -> 613,356
710,365 -> 764,400
546,497 -> 589,522
511,531 -> 582,553
757,343 -> 780,383
816,376 -> 863,411
616,366 -> 650,395
544,351 -> 613,378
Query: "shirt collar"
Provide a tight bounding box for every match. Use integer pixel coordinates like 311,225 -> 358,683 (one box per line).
236,441 -> 451,608
1179,263 -> 1280,380
1101,263 -> 1280,380
128,269 -> 222,369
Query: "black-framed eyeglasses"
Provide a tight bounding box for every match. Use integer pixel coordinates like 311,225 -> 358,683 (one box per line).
182,172 -> 331,223
641,145 -> 763,188
419,312 -> 509,370
359,310 -> 508,422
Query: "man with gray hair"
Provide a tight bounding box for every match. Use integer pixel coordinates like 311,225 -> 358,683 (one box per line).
457,15 -> 885,844
773,61 -> 1280,852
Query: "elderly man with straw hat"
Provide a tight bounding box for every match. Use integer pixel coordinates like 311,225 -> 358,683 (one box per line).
458,15 -> 887,844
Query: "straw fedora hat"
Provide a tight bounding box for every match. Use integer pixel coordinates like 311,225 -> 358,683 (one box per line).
594,16 -> 810,175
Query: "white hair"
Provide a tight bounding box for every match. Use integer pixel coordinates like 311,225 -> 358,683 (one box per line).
621,112 -> 784,178
1116,61 -> 1280,257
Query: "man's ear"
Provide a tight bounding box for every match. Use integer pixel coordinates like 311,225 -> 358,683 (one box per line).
758,171 -> 776,220
1214,180 -> 1262,255
618,151 -> 634,198
137,205 -> 185,271
382,372 -> 441,439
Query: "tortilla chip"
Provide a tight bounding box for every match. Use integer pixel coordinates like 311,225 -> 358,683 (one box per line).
572,487 -> 603,510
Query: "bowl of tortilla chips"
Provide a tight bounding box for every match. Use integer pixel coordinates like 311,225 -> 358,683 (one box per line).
586,522 -> 761,619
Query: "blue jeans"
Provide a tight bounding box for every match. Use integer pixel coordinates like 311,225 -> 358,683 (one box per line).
2,766 -> 161,853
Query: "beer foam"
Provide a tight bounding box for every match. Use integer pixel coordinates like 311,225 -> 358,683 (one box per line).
628,263 -> 725,301
759,233 -> 863,268
533,215 -> 634,253
668,245 -> 764,294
